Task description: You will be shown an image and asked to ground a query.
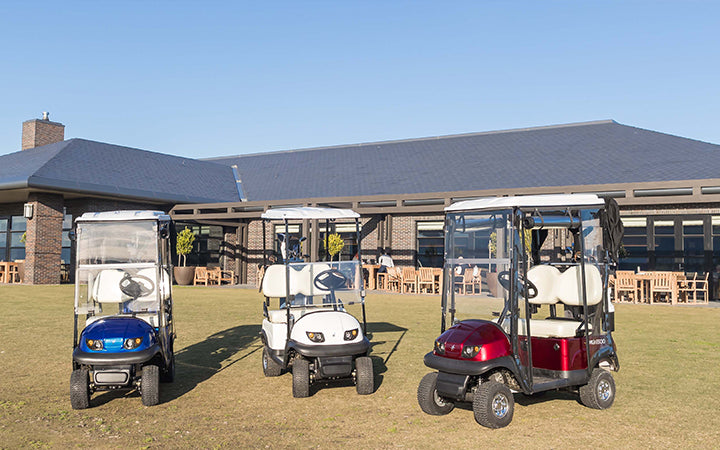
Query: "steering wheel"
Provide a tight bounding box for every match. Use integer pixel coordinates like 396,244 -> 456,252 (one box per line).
119,272 -> 155,299
497,271 -> 538,299
313,268 -> 348,291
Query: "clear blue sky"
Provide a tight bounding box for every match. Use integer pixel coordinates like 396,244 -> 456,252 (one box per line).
1,1 -> 718,159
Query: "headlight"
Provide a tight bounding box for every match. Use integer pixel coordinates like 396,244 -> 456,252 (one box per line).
344,329 -> 359,341
462,344 -> 481,359
434,340 -> 445,355
86,339 -> 104,351
123,337 -> 143,350
306,332 -> 325,343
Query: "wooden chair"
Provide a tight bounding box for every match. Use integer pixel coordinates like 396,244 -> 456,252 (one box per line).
376,270 -> 388,291
387,267 -> 402,292
218,268 -> 236,285
677,272 -> 696,303
401,267 -> 417,293
650,271 -> 675,304
455,268 -> 478,294
417,268 -> 435,294
614,271 -> 638,303
691,272 -> 710,304
193,267 -> 211,286
7,263 -> 19,284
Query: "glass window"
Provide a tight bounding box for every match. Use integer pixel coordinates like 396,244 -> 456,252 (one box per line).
9,216 -> 26,262
183,224 -> 224,266
620,217 -> 647,271
417,221 -> 444,268
654,220 -> 676,271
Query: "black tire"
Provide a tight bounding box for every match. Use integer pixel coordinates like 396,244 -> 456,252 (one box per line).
579,368 -> 615,410
160,354 -> 175,383
292,357 -> 310,398
473,381 -> 514,429
141,364 -> 160,406
417,372 -> 455,415
355,356 -> 374,395
262,347 -> 283,377
70,368 -> 90,410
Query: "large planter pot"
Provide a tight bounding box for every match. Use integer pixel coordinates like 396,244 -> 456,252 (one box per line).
174,266 -> 196,285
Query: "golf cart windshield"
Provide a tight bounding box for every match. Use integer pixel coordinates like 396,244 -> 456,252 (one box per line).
74,220 -> 167,317
443,204 -> 607,330
263,260 -> 364,309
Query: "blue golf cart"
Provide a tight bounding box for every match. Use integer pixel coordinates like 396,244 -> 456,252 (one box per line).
70,211 -> 175,409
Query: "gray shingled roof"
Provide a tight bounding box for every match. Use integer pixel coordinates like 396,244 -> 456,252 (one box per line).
208,120 -> 720,202
0,139 -> 239,203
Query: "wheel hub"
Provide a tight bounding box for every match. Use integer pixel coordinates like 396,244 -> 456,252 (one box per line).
597,379 -> 611,401
492,393 -> 509,418
433,390 -> 448,407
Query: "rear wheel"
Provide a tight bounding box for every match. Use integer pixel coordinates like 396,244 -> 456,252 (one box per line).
141,364 -> 160,406
355,356 -> 374,395
417,372 -> 455,415
70,368 -> 90,410
579,368 -> 615,409
262,347 -> 283,377
292,357 -> 310,398
473,381 -> 514,428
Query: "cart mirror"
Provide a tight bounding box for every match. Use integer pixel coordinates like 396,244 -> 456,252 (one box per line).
68,230 -> 76,241
159,223 -> 170,239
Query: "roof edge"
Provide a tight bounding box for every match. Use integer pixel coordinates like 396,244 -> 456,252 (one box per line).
205,119 -> 617,160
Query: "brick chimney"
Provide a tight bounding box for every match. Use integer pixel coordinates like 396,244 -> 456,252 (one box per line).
22,112 -> 65,150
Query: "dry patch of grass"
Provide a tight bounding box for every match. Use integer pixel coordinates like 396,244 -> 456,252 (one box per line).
1,285 -> 719,448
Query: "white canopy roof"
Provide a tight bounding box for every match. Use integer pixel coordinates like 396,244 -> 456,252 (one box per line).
77,210 -> 170,222
261,206 -> 360,220
445,194 -> 604,212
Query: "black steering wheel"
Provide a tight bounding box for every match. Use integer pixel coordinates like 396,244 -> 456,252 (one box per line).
497,271 -> 538,299
119,272 -> 155,299
313,268 -> 348,291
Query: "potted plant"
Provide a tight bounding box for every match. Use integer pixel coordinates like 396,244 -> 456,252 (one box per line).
323,233 -> 345,261
174,227 -> 197,285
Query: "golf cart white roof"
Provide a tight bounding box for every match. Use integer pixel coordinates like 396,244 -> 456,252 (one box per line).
76,210 -> 171,222
445,194 -> 604,212
261,206 -> 360,220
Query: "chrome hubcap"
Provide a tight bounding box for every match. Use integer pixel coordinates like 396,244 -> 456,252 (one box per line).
433,390 -> 447,407
598,379 -> 611,402
492,393 -> 509,418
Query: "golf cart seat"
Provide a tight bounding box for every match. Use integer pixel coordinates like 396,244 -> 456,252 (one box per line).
261,263 -> 333,298
556,265 -> 603,306
91,269 -> 131,303
526,265 -> 562,305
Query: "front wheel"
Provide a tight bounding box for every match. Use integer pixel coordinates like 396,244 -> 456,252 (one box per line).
417,372 -> 455,415
70,368 -> 90,410
579,368 -> 615,409
262,347 -> 283,377
141,364 -> 160,406
292,357 -> 310,398
473,381 -> 514,428
355,357 -> 374,395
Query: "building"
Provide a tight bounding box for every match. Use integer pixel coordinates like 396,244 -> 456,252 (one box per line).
4,115 -> 720,289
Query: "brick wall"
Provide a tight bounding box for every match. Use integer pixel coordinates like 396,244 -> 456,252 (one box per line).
22,119 -> 65,150
25,193 -> 64,284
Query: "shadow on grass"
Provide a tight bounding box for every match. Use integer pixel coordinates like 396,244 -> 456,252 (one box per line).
92,324 -> 261,407
366,321 -> 408,393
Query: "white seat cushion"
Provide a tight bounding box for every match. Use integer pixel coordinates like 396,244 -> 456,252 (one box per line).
526,265 -> 561,305
503,318 -> 582,338
556,265 -> 603,306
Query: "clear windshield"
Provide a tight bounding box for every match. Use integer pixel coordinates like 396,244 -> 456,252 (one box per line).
264,260 -> 363,309
75,266 -> 170,316
77,221 -> 158,265
443,211 -> 512,327
75,220 -> 165,316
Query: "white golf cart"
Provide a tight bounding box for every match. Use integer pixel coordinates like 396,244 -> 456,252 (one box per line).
259,207 -> 374,397
70,211 -> 175,409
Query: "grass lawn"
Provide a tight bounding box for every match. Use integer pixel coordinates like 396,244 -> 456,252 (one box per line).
1,284 -> 719,449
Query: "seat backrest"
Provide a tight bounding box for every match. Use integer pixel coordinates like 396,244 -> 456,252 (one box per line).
194,267 -> 208,280
92,269 -> 130,303
526,265 -> 561,305
555,265 -> 603,306
615,270 -> 636,289
402,267 -> 416,280
463,268 -> 474,282
418,267 -> 433,282
651,271 -> 674,290
296,263 -> 331,296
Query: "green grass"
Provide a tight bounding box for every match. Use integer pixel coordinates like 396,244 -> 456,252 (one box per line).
1,285 -> 719,448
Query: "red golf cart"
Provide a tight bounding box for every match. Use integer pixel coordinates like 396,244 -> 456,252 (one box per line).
418,194 -> 622,428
